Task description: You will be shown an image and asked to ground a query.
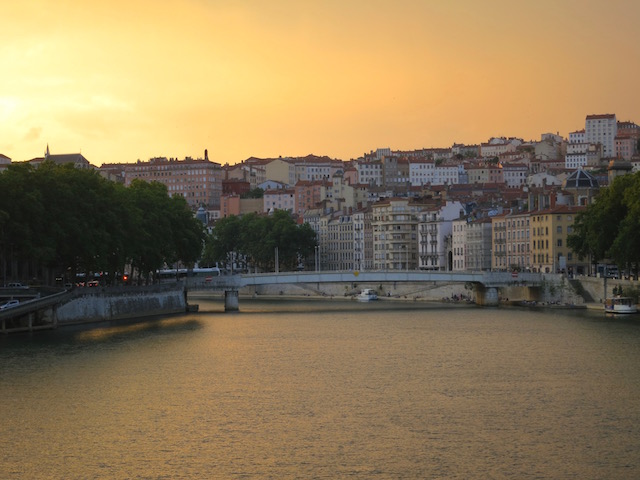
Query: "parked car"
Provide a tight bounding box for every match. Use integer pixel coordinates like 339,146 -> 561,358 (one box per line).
7,282 -> 28,289
0,299 -> 20,310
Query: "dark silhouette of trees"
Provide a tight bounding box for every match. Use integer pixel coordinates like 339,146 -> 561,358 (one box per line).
568,172 -> 640,277
241,187 -> 264,199
202,210 -> 317,272
0,161 -> 205,285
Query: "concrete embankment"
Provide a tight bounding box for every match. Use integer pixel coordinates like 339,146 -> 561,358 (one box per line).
56,285 -> 188,326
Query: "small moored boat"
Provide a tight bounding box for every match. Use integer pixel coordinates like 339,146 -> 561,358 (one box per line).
604,296 -> 638,314
357,288 -> 378,302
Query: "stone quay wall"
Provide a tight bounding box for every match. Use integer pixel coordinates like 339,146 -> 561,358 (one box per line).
56,285 -> 187,325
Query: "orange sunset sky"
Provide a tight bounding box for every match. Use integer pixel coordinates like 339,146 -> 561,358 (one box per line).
2,0 -> 639,166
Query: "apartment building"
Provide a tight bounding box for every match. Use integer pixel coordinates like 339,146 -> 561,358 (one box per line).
371,198 -> 422,270
491,213 -> 508,271
356,159 -> 383,186
566,130 -> 588,169
465,217 -> 493,271
408,157 -> 435,186
451,218 -> 467,271
585,113 -> 617,158
224,160 -> 266,190
534,136 -> 563,160
504,211 -> 531,271
236,158 -> 268,189
615,135 -> 638,161
263,187 -> 295,213
326,212 -> 354,271
293,155 -> 342,183
264,158 -> 296,186
616,121 -> 640,161
353,207 -> 373,271
466,164 -> 503,185
294,180 -> 324,219
501,163 -> 529,188
111,155 -> 223,209
453,213 -> 494,272
480,137 -> 521,158
433,163 -> 461,185
530,205 -> 585,274
220,195 -> 263,218
418,201 -> 464,271
320,172 -> 369,212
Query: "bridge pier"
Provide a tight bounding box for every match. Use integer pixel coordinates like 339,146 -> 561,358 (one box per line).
224,290 -> 239,312
475,286 -> 499,306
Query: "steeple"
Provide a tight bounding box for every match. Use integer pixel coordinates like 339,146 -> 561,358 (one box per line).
45,144 -> 50,159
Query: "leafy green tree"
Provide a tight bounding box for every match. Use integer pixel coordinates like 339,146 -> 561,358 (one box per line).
202,211 -> 317,273
610,175 -> 640,275
0,163 -> 45,281
568,172 -> 639,275
202,214 -> 242,271
0,163 -> 205,285
240,213 -> 271,270
127,180 -> 175,282
166,195 -> 206,268
241,187 -> 264,199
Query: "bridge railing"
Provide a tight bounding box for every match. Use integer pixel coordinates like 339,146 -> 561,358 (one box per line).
184,270 -> 547,289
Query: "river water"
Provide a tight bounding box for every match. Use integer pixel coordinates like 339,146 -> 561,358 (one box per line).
1,298 -> 640,479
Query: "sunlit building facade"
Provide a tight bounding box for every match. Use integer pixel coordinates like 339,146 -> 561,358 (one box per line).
115,155 -> 223,209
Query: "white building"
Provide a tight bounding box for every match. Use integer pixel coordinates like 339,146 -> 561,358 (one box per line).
418,201 -> 464,271
585,113 -> 617,158
352,207 -> 373,271
433,164 -> 461,185
408,158 -> 435,186
501,163 -> 529,188
293,156 -> 342,183
263,188 -> 295,213
356,159 -> 384,186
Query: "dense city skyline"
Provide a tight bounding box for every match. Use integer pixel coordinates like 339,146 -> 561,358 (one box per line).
2,0 -> 640,166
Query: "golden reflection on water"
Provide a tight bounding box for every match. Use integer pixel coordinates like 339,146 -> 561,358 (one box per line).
73,317 -> 203,343
2,302 -> 640,478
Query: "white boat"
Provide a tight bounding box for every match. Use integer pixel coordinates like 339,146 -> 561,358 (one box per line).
604,296 -> 638,314
357,288 -> 378,302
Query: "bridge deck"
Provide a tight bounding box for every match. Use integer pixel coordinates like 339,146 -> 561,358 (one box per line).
188,270 -> 545,290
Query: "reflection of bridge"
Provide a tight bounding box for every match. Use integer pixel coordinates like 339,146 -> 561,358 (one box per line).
187,270 -> 546,310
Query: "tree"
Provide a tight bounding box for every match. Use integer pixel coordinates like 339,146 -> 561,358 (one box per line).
241,188 -> 264,199
166,196 -> 206,268
202,215 -> 242,272
0,163 -> 206,285
568,172 -> 640,275
202,211 -> 317,273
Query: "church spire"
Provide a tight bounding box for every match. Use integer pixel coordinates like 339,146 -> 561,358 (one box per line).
45,144 -> 50,158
